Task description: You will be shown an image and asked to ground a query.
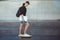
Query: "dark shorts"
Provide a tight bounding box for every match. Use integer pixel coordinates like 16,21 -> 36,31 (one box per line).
20,21 -> 28,24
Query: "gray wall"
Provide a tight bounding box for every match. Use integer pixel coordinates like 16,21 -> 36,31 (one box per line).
0,1 -> 60,22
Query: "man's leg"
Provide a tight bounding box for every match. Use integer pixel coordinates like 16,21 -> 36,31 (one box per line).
19,24 -> 23,34
24,23 -> 29,34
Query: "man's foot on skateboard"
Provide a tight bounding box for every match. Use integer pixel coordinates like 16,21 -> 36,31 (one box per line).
18,34 -> 24,36
18,33 -> 32,37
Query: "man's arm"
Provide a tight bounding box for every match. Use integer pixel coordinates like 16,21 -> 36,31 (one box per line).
21,14 -> 25,21
19,6 -> 25,21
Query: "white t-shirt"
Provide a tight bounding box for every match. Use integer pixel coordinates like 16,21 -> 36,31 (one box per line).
19,15 -> 28,21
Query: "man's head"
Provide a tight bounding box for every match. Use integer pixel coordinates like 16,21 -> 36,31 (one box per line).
24,1 -> 30,7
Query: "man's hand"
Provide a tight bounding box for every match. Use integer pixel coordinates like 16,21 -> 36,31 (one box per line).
22,19 -> 25,21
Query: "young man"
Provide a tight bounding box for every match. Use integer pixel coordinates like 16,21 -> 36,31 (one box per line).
16,1 -> 31,36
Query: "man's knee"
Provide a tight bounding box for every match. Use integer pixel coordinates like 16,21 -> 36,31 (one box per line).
20,24 -> 23,26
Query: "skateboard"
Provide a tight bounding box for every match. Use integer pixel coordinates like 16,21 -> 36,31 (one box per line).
18,34 -> 32,40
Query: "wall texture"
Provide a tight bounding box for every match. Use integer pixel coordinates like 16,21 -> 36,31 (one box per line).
0,1 -> 60,22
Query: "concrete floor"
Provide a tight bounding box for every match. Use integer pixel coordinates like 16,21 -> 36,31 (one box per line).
0,35 -> 60,40
0,21 -> 60,40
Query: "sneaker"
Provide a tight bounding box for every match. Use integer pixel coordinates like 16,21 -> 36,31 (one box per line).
18,34 -> 24,36
23,33 -> 32,37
